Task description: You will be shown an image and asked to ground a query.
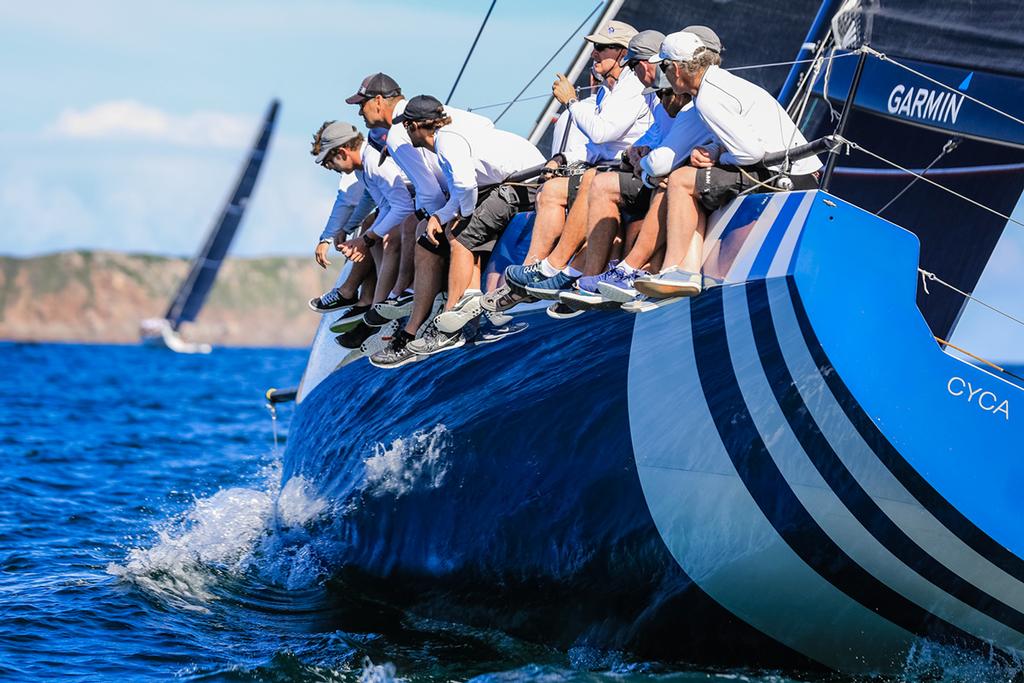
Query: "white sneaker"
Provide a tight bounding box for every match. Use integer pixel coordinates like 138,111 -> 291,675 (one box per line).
435,290 -> 483,333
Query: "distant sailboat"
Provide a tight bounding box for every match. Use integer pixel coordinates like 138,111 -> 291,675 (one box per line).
140,99 -> 280,354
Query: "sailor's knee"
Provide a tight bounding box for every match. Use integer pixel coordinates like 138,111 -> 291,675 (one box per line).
591,172 -> 620,201
667,166 -> 697,193
538,178 -> 568,207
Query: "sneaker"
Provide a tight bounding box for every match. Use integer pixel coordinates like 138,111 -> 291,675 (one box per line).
335,321 -> 376,349
369,329 -> 418,369
504,262 -> 548,289
361,319 -> 401,358
633,266 -> 703,298
480,284 -> 535,313
374,292 -> 415,320
621,295 -> 685,314
546,302 -> 585,320
475,317 -> 529,344
407,320 -> 466,356
524,272 -> 578,300
309,288 -> 357,313
329,304 -> 371,333
596,266 -> 650,303
484,311 -> 513,326
435,290 -> 483,333
362,306 -> 390,327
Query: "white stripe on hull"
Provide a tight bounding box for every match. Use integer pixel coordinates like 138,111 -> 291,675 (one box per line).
765,277 -> 1024,616
630,299 -> 916,672
722,284 -> 1024,650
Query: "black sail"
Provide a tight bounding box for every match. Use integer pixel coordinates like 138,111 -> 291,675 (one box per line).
802,1 -> 1024,339
164,99 -> 280,330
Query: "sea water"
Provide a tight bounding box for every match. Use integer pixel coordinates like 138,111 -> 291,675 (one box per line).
1,341 -> 1020,682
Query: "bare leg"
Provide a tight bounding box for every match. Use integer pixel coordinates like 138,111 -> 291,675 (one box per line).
358,269 -> 376,306
372,233 -> 400,304
682,215 -> 706,273
623,219 -> 643,254
445,231 -> 476,310
523,177 -> 569,263
547,168 -> 597,270
622,187 -> 667,270
339,256 -> 372,299
582,171 -> 623,275
391,214 -> 419,296
662,167 -> 703,269
404,245 -> 446,336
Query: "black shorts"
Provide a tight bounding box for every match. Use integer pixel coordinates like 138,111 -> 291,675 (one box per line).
618,171 -> 652,223
695,165 -> 819,212
451,183 -> 537,254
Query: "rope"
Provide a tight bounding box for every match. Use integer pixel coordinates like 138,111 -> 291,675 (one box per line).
877,137 -> 961,215
445,0 -> 497,105
919,268 -> 1024,330
933,336 -> 1022,380
493,0 -> 604,124
468,51 -> 858,115
863,47 -> 1024,131
833,135 -> 1024,232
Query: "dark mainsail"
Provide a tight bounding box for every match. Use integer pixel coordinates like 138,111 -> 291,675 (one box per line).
530,0 -> 823,149
799,1 -> 1024,339
164,99 -> 280,330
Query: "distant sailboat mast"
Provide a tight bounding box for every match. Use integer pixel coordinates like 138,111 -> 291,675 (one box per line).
164,99 -> 280,331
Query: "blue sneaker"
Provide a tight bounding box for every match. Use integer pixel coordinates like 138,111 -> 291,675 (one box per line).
596,266 -> 650,303
524,271 -> 578,300
505,262 -> 547,289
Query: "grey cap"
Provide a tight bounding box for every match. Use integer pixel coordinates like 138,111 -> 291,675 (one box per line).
684,25 -> 724,54
314,121 -> 360,163
622,29 -> 666,64
642,69 -> 673,95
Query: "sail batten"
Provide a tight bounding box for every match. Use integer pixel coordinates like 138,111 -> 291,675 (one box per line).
164,99 -> 279,330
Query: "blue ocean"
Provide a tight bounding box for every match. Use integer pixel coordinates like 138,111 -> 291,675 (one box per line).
1,341 -> 1019,682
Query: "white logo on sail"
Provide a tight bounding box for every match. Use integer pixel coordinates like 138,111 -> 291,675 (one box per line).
887,85 -> 965,125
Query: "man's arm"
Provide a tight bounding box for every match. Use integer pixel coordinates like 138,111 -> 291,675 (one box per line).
367,161 -> 414,238
641,109 -> 715,178
565,80 -> 646,145
696,86 -> 766,166
388,134 -> 446,213
433,131 -> 477,225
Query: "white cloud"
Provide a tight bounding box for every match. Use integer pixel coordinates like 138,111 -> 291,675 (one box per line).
50,100 -> 256,149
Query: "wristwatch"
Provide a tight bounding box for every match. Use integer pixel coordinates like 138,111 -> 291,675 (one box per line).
362,233 -> 378,247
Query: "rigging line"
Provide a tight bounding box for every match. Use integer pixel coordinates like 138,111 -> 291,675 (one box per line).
919,268 -> 1024,330
833,135 -> 1024,232
933,336 -> 1024,382
446,0 -> 498,105
493,0 -> 604,124
469,85 -> 600,113
877,137 -> 961,215
863,46 -> 1024,130
470,52 -> 857,115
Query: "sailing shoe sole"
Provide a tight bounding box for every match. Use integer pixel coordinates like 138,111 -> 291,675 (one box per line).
546,302 -> 585,320
435,293 -> 483,333
621,296 -> 685,314
597,281 -> 640,303
558,290 -> 619,311
633,280 -> 702,298
374,296 -> 415,321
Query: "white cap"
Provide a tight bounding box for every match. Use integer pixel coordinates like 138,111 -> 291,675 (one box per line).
649,31 -> 705,64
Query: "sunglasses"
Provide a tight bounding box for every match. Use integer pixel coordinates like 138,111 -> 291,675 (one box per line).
624,58 -> 643,69
659,60 -> 678,74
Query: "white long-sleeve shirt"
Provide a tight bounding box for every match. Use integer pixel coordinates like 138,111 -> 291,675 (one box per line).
385,101 -> 493,214
640,104 -> 715,179
355,141 -> 414,238
433,124 -> 545,224
565,68 -> 651,165
695,65 -> 823,175
550,95 -> 596,161
317,173 -> 366,242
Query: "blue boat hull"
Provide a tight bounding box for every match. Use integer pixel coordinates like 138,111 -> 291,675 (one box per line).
284,191 -> 1024,674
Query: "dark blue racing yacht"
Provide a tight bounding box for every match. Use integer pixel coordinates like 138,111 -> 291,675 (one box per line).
281,1 -> 1024,675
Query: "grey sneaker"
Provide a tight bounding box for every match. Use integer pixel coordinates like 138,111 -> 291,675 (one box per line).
621,295 -> 685,314
633,266 -> 703,298
407,320 -> 466,356
480,284 -> 534,313
435,289 -> 482,333
361,319 -> 401,357
374,292 -> 415,321
369,329 -> 418,369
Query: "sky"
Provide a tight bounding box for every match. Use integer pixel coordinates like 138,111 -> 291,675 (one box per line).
1,1 -> 1022,361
